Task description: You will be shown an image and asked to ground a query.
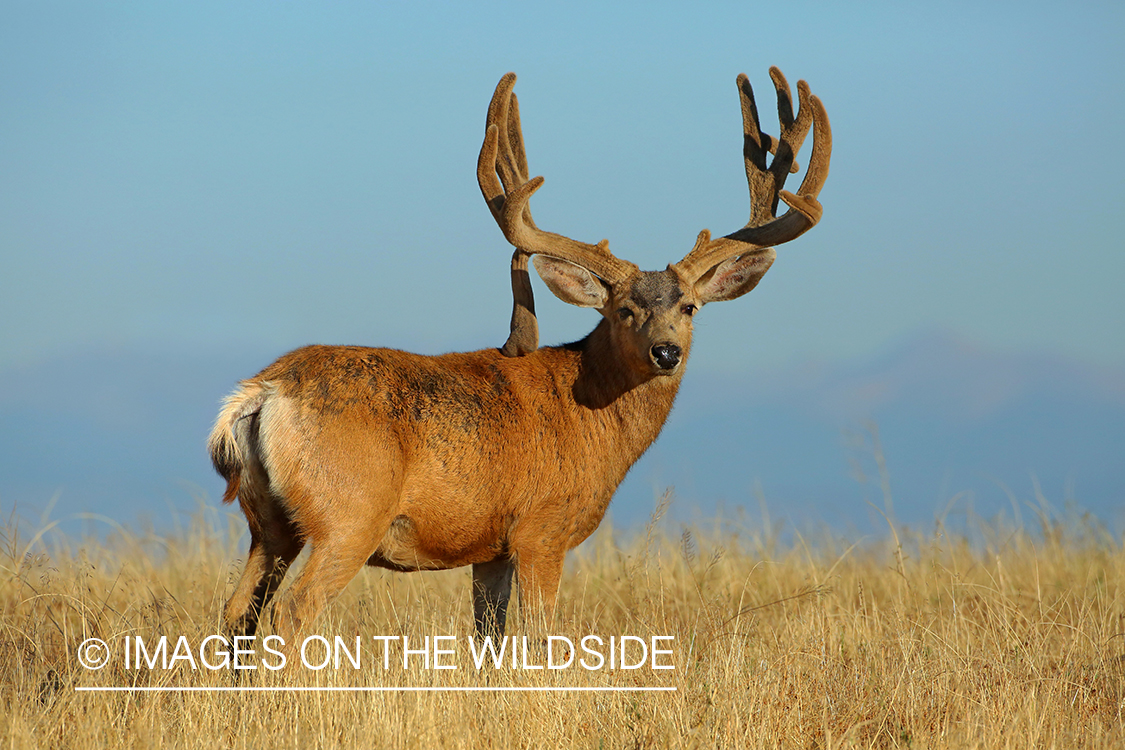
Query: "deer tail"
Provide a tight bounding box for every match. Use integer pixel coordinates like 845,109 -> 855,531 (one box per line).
208,381 -> 270,504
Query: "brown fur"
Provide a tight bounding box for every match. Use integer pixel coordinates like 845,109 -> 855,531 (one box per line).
211,68 -> 830,643
210,315 -> 686,642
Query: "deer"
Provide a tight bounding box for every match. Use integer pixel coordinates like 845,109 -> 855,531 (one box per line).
209,67 -> 831,646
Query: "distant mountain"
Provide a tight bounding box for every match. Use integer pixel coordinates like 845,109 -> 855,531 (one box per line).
1,332 -> 1121,538
638,330 -> 1125,533
761,331 -> 1125,422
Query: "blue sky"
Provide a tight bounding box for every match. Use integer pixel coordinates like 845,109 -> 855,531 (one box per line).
3,1 -> 1123,374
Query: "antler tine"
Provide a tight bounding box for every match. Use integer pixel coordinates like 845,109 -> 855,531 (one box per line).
674,67 -> 831,283
741,68 -> 812,224
479,73 -> 530,225
478,73 -> 538,356
478,73 -> 637,356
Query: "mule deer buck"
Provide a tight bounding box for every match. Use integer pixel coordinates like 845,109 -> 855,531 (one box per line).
210,68 -> 831,644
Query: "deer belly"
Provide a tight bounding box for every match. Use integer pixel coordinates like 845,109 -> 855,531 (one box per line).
367,508 -> 503,572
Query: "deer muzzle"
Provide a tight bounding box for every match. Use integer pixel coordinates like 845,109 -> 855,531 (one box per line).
650,343 -> 682,371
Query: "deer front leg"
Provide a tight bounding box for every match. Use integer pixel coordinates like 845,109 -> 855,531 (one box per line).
472,558 -> 515,641
514,547 -> 565,634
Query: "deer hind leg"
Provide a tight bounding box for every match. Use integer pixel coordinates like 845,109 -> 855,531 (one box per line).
472,558 -> 515,641
267,484 -> 398,645
224,491 -> 304,638
269,532 -> 380,646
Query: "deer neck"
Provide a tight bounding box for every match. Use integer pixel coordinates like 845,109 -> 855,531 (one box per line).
559,318 -> 682,453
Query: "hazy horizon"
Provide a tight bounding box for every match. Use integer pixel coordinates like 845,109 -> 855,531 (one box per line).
2,326 -> 1121,541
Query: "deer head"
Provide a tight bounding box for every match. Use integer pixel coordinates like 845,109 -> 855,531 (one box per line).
478,68 -> 832,378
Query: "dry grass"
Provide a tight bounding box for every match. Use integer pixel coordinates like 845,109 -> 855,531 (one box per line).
1,496 -> 1123,749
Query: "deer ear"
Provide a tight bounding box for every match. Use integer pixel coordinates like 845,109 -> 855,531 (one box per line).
532,255 -> 611,308
693,248 -> 776,304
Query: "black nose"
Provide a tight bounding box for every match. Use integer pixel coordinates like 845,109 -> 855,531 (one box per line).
651,344 -> 682,370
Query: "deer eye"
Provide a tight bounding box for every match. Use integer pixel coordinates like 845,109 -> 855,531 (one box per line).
681,304 -> 697,317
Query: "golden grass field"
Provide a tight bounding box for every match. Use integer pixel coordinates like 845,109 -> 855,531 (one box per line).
2,494 -> 1123,749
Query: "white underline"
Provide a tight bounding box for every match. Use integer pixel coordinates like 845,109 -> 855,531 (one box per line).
76,686 -> 676,693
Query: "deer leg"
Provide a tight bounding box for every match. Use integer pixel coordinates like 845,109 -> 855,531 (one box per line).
269,547 -> 367,648
224,533 -> 303,638
472,558 -> 515,641
269,514 -> 390,646
224,494 -> 304,638
514,547 -> 565,634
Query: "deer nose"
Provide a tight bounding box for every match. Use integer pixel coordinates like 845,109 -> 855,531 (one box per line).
651,343 -> 682,370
